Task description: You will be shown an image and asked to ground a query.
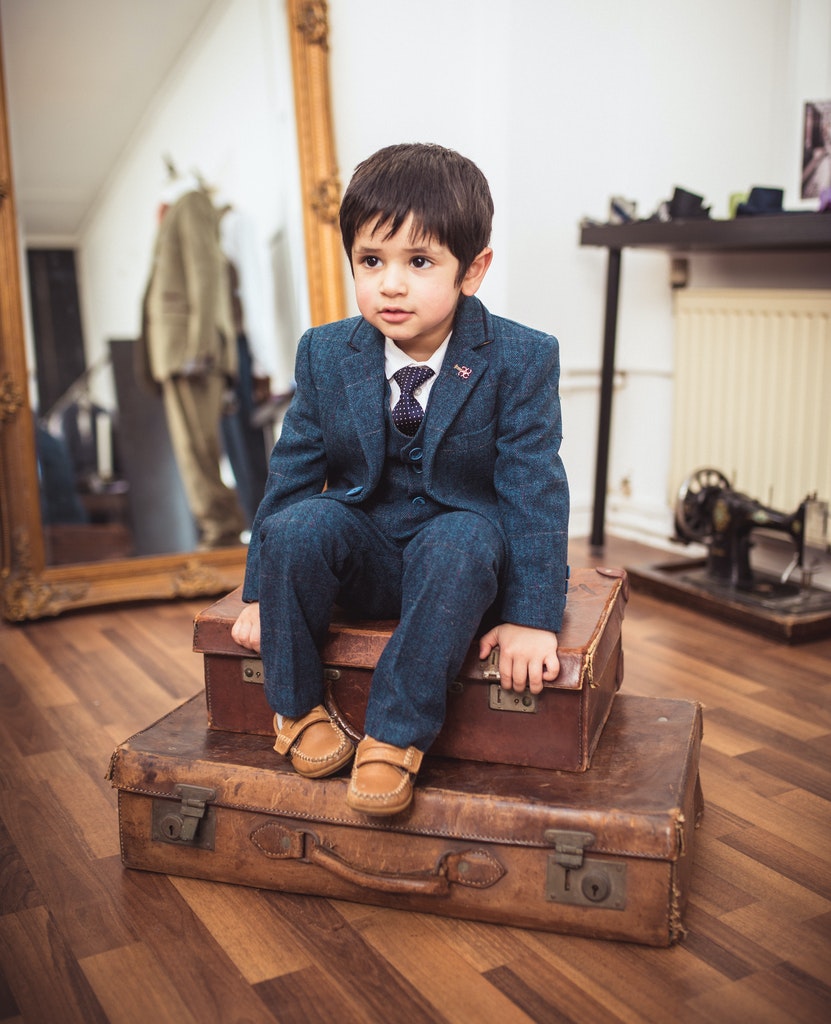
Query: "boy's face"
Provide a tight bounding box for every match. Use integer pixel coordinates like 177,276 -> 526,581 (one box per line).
351,214 -> 492,360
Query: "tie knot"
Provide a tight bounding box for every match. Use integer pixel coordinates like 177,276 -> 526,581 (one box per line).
393,365 -> 434,395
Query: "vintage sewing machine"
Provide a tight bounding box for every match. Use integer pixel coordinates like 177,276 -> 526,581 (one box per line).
627,468 -> 831,642
673,468 -> 828,591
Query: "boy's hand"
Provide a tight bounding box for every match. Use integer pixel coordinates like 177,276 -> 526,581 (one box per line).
478,623 -> 559,694
231,601 -> 261,653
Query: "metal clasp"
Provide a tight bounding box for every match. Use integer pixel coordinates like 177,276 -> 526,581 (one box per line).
241,658 -> 264,685
543,829 -> 626,910
544,829 -> 595,868
152,784 -> 216,848
488,685 -> 537,713
481,649 -> 501,680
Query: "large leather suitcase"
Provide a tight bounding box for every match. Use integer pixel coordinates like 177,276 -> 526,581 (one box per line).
192,566 -> 629,772
108,691 -> 703,947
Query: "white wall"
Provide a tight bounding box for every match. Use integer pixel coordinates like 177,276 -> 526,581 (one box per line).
78,0 -> 306,400
61,0 -> 831,552
328,0 -> 831,546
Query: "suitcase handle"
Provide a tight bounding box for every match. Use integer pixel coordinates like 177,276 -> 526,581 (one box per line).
308,839 -> 452,896
250,821 -> 505,895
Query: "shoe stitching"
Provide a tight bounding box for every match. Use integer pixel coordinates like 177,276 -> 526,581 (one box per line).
349,767 -> 410,802
292,729 -> 352,767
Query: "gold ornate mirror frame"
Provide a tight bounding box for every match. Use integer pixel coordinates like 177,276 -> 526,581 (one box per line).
0,0 -> 345,621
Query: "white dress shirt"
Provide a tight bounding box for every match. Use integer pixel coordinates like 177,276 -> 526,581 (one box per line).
384,334 -> 450,412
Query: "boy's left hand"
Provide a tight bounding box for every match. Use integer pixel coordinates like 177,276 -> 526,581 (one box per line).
478,623 -> 559,694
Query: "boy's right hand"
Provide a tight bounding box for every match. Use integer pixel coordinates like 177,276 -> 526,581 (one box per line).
231,601 -> 261,653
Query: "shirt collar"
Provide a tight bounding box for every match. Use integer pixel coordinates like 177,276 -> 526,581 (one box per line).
385,334 -> 451,380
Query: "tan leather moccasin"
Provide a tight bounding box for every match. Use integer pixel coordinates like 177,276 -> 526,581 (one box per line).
273,706 -> 355,778
346,736 -> 424,816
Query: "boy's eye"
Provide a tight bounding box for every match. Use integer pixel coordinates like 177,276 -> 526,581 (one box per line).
411,256 -> 432,269
361,255 -> 381,268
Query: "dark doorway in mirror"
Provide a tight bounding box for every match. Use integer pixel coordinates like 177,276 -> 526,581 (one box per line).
28,249 -> 136,566
27,249 -> 86,414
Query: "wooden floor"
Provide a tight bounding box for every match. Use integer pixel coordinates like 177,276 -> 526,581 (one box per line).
1,537 -> 829,1024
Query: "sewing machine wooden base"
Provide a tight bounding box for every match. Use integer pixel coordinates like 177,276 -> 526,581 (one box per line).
627,559 -> 831,643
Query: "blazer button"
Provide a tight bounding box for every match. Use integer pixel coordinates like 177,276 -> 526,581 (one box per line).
346,486 -> 363,497
411,496 -> 426,506
409,447 -> 423,461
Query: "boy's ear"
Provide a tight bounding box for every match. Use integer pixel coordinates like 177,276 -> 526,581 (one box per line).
460,247 -> 493,296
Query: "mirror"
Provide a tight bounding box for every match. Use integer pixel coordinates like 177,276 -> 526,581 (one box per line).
0,0 -> 345,620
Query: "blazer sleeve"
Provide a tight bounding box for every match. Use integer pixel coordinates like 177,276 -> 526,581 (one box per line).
493,332 -> 570,632
177,192 -> 223,365
242,328 -> 328,600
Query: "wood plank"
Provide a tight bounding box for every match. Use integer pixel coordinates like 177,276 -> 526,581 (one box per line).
169,877 -> 313,984
0,628 -> 76,707
718,901 -> 831,982
514,928 -> 724,1024
693,839 -> 828,920
680,904 -> 781,979
80,944 -> 199,1024
96,866 -> 282,1023
719,826 -> 831,899
0,783 -> 135,958
485,956 -> 631,1024
352,907 -> 537,1024
685,962 -> 831,1023
0,663 -> 64,759
0,815 -> 41,914
482,964 -> 577,1024
0,907 -> 109,1023
738,743 -> 831,802
22,749 -> 121,860
254,966 -> 366,1024
700,763 -> 831,858
420,914 -> 521,973
262,892 -> 444,1022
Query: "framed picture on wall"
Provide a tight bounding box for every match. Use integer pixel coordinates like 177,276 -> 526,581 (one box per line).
801,100 -> 831,199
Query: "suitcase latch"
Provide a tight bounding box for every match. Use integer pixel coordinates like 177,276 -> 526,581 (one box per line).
545,829 -> 595,868
482,650 -> 538,713
543,829 -> 626,910
152,784 -> 217,848
481,649 -> 501,680
488,685 -> 537,713
241,658 -> 264,685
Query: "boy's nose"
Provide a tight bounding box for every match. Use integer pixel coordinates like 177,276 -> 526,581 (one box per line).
380,265 -> 406,295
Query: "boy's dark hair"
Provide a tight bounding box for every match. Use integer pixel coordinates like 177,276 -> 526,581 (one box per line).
339,143 -> 493,285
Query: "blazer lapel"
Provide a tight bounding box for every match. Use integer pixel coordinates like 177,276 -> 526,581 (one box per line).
423,296 -> 493,448
340,319 -> 387,483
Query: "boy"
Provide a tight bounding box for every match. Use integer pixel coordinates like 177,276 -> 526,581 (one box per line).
232,143 -> 569,816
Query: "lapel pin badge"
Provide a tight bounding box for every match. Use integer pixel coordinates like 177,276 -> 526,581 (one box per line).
454,364 -> 472,379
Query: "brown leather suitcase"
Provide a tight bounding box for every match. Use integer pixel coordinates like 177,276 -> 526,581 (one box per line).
192,566 -> 629,772
108,691 -> 703,947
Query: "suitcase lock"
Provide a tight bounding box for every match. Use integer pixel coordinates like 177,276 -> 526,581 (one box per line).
152,784 -> 217,849
481,649 -> 538,713
544,829 -> 626,910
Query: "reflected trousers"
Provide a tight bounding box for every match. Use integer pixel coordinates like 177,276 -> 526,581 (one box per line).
161,372 -> 246,547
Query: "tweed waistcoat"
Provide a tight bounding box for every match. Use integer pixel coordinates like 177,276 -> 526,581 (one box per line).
362,408 -> 442,543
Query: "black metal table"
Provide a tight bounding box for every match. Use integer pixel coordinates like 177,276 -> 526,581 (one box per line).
578,214 -> 831,551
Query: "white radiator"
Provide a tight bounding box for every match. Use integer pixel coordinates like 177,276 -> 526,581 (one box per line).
670,288 -> 831,512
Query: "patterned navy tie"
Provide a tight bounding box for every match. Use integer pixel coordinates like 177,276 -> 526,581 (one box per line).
392,365 -> 434,435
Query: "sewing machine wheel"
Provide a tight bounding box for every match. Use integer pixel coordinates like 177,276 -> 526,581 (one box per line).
675,468 -> 731,541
